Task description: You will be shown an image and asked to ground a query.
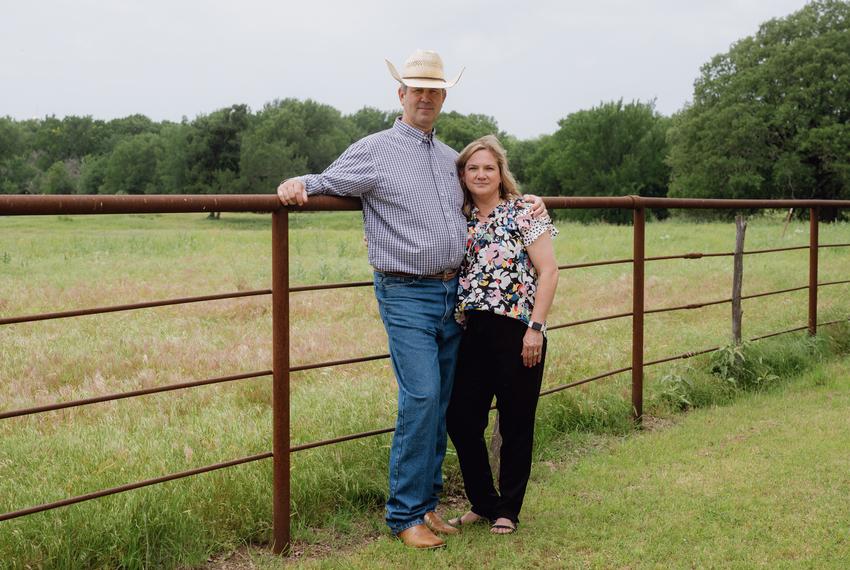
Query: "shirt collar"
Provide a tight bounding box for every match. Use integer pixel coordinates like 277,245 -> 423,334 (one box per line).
393,117 -> 435,144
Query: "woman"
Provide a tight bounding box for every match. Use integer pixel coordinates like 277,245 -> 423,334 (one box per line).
446,135 -> 559,535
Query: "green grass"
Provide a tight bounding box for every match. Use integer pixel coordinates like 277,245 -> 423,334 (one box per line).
271,356 -> 850,569
0,212 -> 849,568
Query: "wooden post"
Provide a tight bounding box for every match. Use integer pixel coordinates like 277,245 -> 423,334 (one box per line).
809,207 -> 819,336
731,215 -> 747,345
780,208 -> 794,238
631,207 -> 645,424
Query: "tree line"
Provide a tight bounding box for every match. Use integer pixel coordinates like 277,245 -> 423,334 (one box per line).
1,1 -> 847,221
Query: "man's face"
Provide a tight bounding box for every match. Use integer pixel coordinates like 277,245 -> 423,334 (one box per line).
399,86 -> 446,132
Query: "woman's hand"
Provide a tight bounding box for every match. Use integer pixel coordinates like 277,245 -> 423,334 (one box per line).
522,328 -> 544,368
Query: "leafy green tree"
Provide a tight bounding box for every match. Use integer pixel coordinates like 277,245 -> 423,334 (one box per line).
78,154 -> 108,194
102,133 -> 162,194
0,117 -> 25,162
667,0 -> 850,220
156,123 -> 191,194
523,100 -> 670,223
185,104 -> 252,195
0,118 -> 37,194
103,114 -> 160,143
239,99 -> 354,193
30,115 -> 109,169
0,156 -> 39,194
502,135 -> 544,190
347,107 -> 397,139
435,111 -> 503,152
40,160 -> 78,194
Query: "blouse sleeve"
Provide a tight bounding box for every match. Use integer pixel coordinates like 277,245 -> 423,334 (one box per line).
516,201 -> 559,246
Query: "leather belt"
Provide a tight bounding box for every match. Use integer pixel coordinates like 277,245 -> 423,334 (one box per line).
380,269 -> 458,281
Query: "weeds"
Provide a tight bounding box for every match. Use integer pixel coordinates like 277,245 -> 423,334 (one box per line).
651,327 -> 850,415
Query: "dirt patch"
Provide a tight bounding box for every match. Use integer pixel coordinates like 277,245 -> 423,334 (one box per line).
200,524 -> 385,568
640,414 -> 677,431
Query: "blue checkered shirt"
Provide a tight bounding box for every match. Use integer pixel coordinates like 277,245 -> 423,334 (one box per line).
300,118 -> 467,275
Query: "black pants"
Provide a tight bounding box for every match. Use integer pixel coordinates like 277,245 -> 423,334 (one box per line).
446,311 -> 546,524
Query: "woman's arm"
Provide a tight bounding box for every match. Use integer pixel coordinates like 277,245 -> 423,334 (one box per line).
522,231 -> 559,367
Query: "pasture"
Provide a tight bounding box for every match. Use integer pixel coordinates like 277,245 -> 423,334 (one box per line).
1,211 -> 848,568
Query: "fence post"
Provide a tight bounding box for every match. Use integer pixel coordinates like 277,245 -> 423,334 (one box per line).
809,207 -> 819,336
271,210 -> 291,555
731,215 -> 747,344
632,206 -> 645,423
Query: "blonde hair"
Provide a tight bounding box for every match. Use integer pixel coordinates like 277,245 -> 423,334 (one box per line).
456,135 -> 520,217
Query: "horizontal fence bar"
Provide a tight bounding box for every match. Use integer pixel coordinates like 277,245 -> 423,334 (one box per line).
0,290 -> 271,326
819,279 -> 850,287
630,197 -> 850,210
5,317 -> 846,522
817,318 -> 850,327
0,194 -> 360,215
538,366 -> 633,397
750,325 -> 809,341
548,311 -> 633,331
559,258 -> 633,270
556,244 -> 825,273
0,370 -> 272,421
643,282 -> 843,317
290,354 -> 389,373
291,427 -> 396,452
290,281 -> 372,293
3,195 -> 850,217
0,452 -> 273,522
741,285 -> 809,301
642,320 -> 847,368
645,298 -> 732,315
820,243 -> 850,249
289,364 -> 638,453
644,347 -> 721,367
7,290 -> 843,420
7,276 -> 841,329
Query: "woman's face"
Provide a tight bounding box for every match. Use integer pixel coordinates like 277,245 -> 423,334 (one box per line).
463,149 -> 501,203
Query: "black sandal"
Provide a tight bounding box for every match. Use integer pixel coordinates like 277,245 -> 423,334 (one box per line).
490,520 -> 517,534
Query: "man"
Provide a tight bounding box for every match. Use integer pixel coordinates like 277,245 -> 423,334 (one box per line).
277,49 -> 545,549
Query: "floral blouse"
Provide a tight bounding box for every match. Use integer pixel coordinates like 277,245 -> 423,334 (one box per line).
456,198 -> 558,326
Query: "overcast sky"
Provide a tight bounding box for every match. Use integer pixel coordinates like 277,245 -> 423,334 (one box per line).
2,0 -> 811,139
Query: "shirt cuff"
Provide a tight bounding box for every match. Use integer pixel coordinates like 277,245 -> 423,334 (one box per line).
300,175 -> 323,196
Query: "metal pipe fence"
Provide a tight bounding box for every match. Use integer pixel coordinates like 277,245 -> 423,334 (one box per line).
1,194 -> 849,555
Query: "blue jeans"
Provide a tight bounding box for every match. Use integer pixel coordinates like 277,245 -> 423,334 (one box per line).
373,272 -> 463,534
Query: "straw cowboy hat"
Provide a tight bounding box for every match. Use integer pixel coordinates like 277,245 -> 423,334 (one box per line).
385,49 -> 464,89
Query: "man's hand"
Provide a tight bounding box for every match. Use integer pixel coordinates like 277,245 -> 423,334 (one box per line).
522,194 -> 548,218
277,179 -> 308,206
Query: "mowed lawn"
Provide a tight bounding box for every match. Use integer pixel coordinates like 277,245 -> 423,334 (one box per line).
261,357 -> 850,569
0,211 -> 849,568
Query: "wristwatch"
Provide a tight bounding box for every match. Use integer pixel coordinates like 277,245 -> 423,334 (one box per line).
528,321 -> 546,333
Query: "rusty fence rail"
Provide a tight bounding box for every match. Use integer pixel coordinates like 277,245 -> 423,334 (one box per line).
1,194 -> 849,555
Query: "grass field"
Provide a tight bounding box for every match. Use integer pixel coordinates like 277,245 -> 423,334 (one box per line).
247,356 -> 850,569
1,211 -> 849,568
